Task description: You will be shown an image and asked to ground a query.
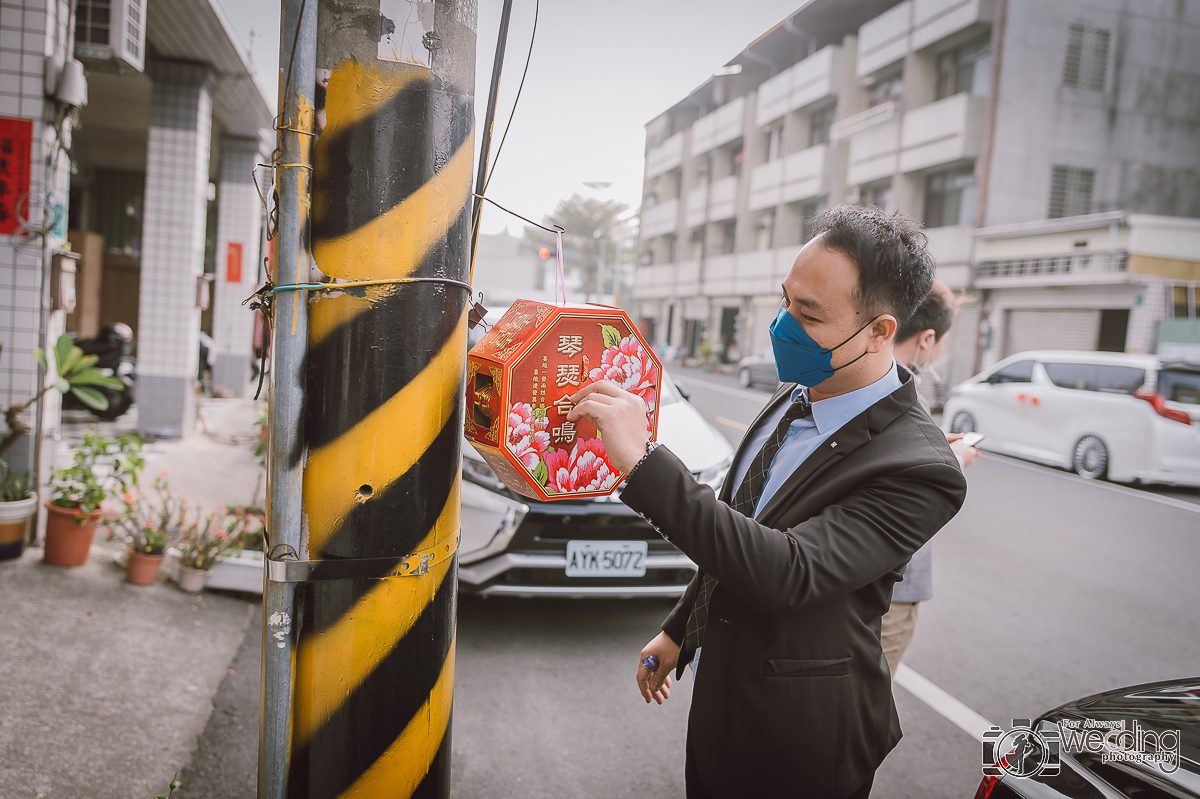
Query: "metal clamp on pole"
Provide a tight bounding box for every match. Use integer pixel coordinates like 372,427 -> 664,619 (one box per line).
266,532 -> 460,582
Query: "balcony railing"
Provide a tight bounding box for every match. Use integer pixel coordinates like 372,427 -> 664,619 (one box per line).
831,100 -> 900,142
976,251 -> 1129,280
691,97 -> 745,156
646,132 -> 684,179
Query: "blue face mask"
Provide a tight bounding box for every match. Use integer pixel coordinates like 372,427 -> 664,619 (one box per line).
770,306 -> 878,386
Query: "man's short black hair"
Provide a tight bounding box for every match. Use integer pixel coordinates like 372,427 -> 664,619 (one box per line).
897,284 -> 956,343
809,205 -> 935,329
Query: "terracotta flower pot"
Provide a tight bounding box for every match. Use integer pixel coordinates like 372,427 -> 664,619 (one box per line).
125,551 -> 165,585
0,494 -> 37,562
43,502 -> 102,567
177,565 -> 212,593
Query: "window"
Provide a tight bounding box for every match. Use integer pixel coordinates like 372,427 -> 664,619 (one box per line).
924,166 -> 977,228
809,105 -> 836,146
987,360 -> 1034,384
936,36 -> 991,100
1044,362 -> 1092,390
1043,363 -> 1146,393
76,0 -> 113,46
720,220 -> 736,255
765,124 -> 784,161
1048,166 -> 1095,219
755,210 -> 775,251
867,74 -> 903,108
1063,24 -> 1111,91
1094,365 -> 1145,394
1158,370 -> 1200,406
859,181 -> 892,212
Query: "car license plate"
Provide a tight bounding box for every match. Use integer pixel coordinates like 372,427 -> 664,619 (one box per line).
565,540 -> 648,578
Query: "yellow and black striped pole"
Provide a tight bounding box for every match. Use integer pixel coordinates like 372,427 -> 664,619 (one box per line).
263,1 -> 475,796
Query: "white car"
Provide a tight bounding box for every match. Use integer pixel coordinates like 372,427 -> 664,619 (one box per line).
942,351 -> 1200,486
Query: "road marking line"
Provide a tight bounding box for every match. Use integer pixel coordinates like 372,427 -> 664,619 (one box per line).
672,374 -> 772,403
714,416 -> 749,431
894,664 -> 995,742
979,452 -> 1200,516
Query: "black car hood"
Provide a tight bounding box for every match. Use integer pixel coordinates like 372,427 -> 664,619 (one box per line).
1039,677 -> 1200,796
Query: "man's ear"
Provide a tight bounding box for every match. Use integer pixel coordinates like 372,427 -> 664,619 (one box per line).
920,329 -> 938,351
868,315 -> 898,352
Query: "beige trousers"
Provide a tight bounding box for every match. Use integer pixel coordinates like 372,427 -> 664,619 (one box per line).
881,601 -> 920,677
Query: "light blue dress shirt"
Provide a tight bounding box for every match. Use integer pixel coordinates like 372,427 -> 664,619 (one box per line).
730,362 -> 902,517
690,363 -> 902,678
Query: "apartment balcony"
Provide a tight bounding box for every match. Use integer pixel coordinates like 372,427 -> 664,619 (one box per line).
690,96 -> 745,156
645,131 -> 684,180
756,45 -> 843,127
632,264 -> 677,300
858,1 -> 911,77
685,175 -> 738,228
858,0 -> 992,77
641,198 -> 679,239
912,0 -> 993,51
899,92 -> 987,173
702,253 -> 737,296
845,113 -> 901,186
749,144 -> 829,210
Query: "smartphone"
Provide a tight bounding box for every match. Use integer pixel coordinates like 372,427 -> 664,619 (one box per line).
960,432 -> 986,448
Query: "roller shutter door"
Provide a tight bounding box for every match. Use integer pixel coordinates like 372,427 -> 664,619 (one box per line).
1003,309 -> 1099,357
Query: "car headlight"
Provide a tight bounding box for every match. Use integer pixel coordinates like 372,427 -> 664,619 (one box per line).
462,451 -> 507,493
694,457 -> 732,491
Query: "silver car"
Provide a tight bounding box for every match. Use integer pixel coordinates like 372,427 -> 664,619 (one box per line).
459,372 -> 733,598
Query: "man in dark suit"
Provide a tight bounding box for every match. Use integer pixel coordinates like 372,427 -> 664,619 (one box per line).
568,205 -> 968,799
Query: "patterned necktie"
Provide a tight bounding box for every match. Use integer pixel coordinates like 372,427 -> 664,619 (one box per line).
683,392 -> 813,653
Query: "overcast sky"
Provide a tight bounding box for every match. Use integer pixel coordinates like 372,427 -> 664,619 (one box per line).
219,0 -> 802,235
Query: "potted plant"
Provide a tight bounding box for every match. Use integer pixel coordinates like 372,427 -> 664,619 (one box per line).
175,508 -> 248,592
105,474 -> 191,585
0,334 -> 123,561
0,463 -> 34,561
45,430 -> 143,567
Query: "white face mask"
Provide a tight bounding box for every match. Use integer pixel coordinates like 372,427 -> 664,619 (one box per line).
908,339 -> 942,386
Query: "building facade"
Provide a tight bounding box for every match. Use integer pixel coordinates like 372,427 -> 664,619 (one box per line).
634,0 -> 1200,402
0,0 -> 271,491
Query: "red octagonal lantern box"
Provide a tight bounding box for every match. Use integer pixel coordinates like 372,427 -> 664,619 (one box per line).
465,300 -> 662,501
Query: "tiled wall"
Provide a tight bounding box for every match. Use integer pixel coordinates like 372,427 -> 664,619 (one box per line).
211,136 -> 266,397
136,60 -> 214,437
0,0 -> 72,474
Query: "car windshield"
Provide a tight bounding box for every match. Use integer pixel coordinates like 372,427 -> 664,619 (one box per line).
1158,368 -> 1200,405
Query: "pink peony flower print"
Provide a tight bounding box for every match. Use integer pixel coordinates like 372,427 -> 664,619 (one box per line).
588,336 -> 658,413
543,438 -> 620,494
507,402 -> 550,472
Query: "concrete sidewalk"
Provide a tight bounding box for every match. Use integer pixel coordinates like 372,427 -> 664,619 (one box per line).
0,396 -> 266,798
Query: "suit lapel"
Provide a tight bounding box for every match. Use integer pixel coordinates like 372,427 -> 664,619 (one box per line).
755,370 -> 921,524
718,382 -> 796,503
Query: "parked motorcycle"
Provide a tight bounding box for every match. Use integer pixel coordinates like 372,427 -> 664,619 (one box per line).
62,323 -> 136,420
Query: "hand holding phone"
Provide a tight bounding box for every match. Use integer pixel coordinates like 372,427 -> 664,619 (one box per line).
961,432 -> 985,448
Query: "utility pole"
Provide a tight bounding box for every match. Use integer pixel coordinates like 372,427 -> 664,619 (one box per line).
261,1 -> 475,797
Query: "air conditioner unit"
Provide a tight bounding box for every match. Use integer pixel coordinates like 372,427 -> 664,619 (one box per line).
74,0 -> 146,73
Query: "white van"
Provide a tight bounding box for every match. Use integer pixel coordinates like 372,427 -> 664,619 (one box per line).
942,351 -> 1200,486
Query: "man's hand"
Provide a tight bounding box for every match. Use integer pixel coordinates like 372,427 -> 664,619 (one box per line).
946,433 -> 979,468
637,631 -> 680,705
568,381 -> 650,473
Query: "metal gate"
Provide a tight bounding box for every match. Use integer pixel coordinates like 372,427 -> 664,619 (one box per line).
1003,309 -> 1100,357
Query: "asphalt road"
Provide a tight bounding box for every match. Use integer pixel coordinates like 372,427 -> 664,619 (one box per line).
450,365 -> 1200,799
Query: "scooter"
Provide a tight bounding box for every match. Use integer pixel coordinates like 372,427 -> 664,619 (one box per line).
62,323 -> 137,420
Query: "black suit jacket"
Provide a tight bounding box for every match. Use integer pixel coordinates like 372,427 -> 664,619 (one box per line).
619,369 -> 967,798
